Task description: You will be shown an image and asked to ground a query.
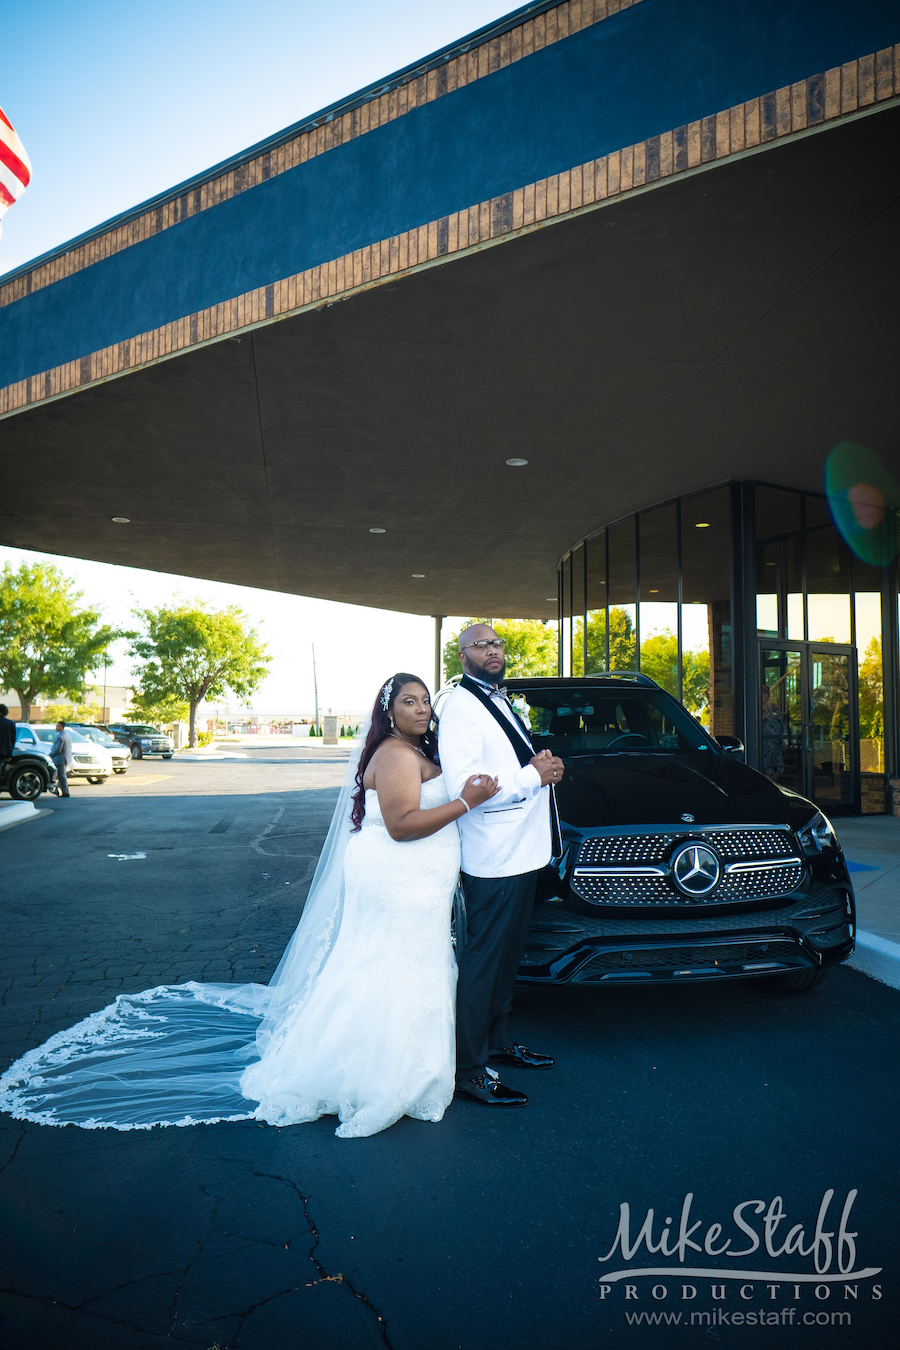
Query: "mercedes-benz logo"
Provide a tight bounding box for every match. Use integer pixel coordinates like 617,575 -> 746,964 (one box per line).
671,842 -> 721,897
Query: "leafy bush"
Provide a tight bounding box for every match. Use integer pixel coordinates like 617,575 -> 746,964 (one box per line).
196,731 -> 213,747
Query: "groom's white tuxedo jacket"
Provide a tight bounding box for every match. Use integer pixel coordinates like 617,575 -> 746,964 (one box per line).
438,679 -> 551,879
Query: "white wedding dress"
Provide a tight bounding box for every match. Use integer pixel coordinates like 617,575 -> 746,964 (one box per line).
0,770 -> 460,1139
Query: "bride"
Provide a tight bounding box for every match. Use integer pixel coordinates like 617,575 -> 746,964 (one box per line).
0,672 -> 498,1138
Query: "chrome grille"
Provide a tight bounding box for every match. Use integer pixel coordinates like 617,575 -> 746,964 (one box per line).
574,876 -> 674,905
576,828 -> 794,869
577,835 -> 675,867
707,829 -> 796,860
572,826 -> 803,907
717,864 -> 804,900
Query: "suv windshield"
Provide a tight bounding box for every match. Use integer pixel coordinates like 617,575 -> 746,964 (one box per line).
74,727 -> 118,747
510,685 -> 714,755
126,726 -> 160,735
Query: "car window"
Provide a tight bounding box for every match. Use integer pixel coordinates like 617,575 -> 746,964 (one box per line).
127,726 -> 158,735
32,726 -> 89,743
510,687 -> 714,755
15,727 -> 36,744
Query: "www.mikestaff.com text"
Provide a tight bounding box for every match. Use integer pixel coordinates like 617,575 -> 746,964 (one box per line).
621,1309 -> 854,1327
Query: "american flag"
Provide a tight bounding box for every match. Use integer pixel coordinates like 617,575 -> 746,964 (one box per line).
0,105 -> 32,237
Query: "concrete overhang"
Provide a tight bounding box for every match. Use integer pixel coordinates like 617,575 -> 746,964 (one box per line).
0,0 -> 898,619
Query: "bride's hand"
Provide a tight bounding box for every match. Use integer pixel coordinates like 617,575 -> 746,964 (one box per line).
460,774 -> 500,809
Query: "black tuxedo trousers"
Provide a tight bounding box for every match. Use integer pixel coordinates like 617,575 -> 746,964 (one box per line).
455,869 -> 539,1082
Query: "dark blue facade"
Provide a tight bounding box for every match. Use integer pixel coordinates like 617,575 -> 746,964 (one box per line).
1,0 -> 896,388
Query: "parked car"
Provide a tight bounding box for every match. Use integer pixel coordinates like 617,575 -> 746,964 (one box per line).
437,673 -> 855,994
67,724 -> 130,774
1,730 -> 57,800
28,725 -> 113,785
106,723 -> 174,759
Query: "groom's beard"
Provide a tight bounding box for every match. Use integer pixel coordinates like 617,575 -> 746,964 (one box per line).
470,658 -> 505,685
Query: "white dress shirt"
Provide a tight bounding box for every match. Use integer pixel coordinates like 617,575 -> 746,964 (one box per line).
438,680 -> 551,879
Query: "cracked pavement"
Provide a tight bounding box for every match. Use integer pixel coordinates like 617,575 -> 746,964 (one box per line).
1,749 -> 899,1348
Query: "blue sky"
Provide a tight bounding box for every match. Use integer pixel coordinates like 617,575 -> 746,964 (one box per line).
0,2 -> 517,713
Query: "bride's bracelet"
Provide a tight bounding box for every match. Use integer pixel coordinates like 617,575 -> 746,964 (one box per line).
456,794 -> 470,813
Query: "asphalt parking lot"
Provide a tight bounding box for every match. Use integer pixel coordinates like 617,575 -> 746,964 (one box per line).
1,750 -> 897,1349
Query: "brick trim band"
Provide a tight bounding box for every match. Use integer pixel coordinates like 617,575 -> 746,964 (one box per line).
1,44 -> 896,420
0,0 -> 639,311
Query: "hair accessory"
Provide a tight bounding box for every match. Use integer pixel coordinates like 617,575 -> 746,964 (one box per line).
380,676 -> 395,712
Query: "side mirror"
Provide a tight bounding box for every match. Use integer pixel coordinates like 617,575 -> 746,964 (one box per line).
716,735 -> 745,759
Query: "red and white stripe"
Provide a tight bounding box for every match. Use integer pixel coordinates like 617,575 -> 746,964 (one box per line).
0,105 -> 32,236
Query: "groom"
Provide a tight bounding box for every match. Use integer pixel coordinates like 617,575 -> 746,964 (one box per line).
438,624 -> 565,1107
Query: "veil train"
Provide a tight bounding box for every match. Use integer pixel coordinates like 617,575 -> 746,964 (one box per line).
0,726 -> 367,1130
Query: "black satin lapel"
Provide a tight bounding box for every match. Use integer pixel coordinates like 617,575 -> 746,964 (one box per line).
458,676 -> 534,768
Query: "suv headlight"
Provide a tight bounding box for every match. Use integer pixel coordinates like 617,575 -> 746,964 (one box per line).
798,811 -> 839,855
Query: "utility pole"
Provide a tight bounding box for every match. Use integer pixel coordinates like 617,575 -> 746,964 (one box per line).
433,616 -> 444,693
102,648 -> 108,722
312,643 -> 320,732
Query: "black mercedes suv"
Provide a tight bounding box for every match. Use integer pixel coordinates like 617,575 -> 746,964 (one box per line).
506,674 -> 855,993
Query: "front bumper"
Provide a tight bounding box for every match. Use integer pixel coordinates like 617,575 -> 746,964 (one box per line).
518,886 -> 855,985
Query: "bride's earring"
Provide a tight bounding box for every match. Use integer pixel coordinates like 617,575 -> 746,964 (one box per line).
389,715 -> 394,728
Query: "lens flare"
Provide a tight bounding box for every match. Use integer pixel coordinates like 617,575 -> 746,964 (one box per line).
824,443 -> 899,566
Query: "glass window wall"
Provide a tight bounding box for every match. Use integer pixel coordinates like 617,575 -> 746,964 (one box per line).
557,480 -> 894,812
571,543 -> 585,677
560,552 -> 572,678
638,503 -> 679,697
607,518 -> 637,671
585,531 -> 608,675
681,488 -> 733,734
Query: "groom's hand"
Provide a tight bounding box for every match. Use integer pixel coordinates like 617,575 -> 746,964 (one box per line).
530,749 -> 565,786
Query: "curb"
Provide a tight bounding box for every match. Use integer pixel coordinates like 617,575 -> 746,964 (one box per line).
0,801 -> 41,832
848,930 -> 900,992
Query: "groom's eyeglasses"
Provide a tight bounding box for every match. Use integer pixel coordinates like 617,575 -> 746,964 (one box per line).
462,639 -> 507,651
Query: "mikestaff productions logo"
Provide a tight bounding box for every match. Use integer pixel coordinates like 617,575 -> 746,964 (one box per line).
598,1189 -> 883,1329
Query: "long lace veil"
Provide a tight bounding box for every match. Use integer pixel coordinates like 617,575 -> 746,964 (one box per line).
248,715 -> 369,1053
0,723 -> 370,1130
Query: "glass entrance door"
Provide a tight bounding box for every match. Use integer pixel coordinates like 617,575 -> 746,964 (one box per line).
759,643 -> 858,812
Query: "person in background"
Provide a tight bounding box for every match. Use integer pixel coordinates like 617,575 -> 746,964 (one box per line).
0,704 -> 15,764
49,720 -> 74,797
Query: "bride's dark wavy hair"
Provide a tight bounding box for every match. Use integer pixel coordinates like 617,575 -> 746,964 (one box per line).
350,672 -> 438,830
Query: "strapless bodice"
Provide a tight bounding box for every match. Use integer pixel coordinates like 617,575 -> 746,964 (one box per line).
363,776 -> 450,826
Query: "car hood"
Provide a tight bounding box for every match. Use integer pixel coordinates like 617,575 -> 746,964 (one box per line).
555,751 -> 817,833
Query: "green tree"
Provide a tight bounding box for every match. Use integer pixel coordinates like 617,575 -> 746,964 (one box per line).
443,619 -> 558,683
858,636 -> 884,740
129,603 -> 270,748
0,562 -> 117,722
126,690 -> 191,727
638,632 -> 679,696
582,607 -> 636,675
40,700 -> 103,725
681,648 -> 711,716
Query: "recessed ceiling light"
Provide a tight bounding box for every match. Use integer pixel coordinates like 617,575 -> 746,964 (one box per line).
505,457 -> 529,467
412,573 -> 425,578
545,597 -> 556,601
369,527 -> 386,534
111,516 -> 130,523
649,589 -> 659,593
695,522 -> 710,528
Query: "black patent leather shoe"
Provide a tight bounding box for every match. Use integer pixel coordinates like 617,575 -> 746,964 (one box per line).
454,1068 -> 528,1106
490,1044 -> 555,1070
